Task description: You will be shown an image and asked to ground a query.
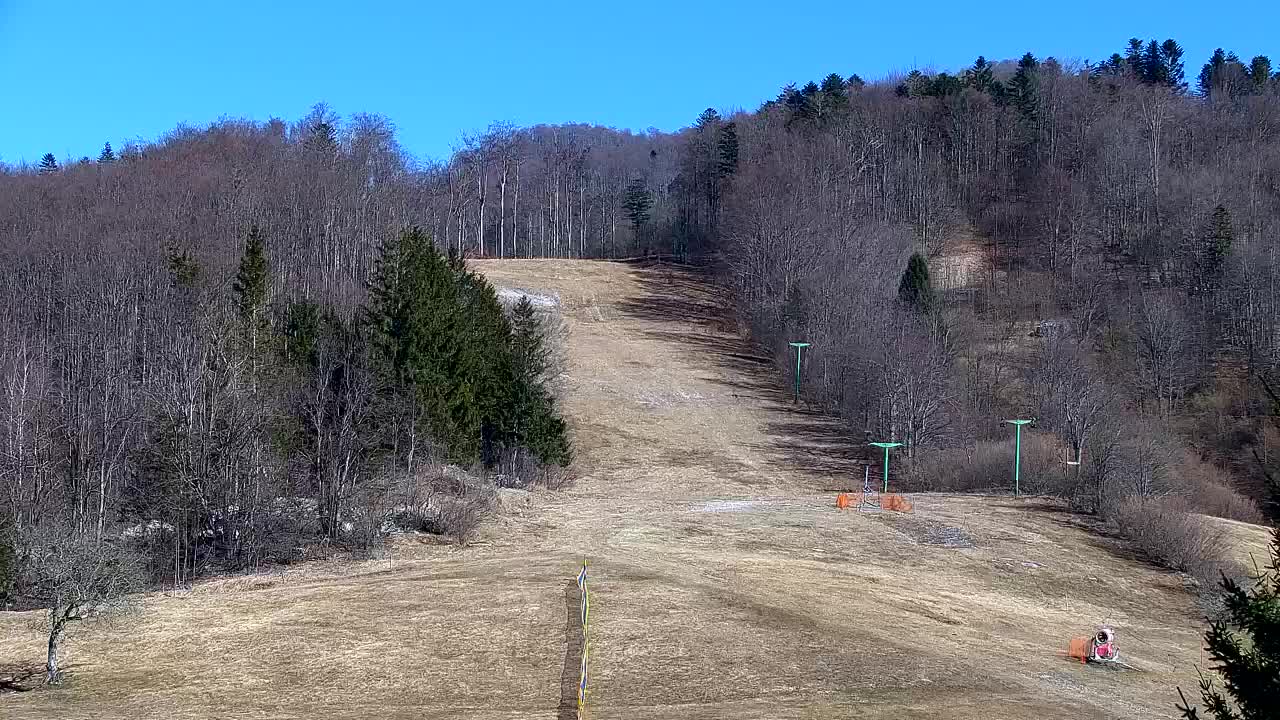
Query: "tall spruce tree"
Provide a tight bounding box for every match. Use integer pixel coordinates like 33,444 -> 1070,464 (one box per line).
965,56 -> 995,93
1009,53 -> 1040,122
1176,528 -> 1280,720
232,224 -> 270,335
623,179 -> 652,237
1249,56 -> 1272,91
716,122 -> 739,178
1126,38 -> 1146,77
898,253 -> 936,313
1206,205 -> 1234,277
38,153 -> 58,173
98,142 -> 115,164
366,227 -> 471,461
505,298 -> 570,466
1162,39 -> 1187,91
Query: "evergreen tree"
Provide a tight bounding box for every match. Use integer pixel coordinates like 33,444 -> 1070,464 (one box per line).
716,122 -> 739,178
819,73 -> 849,119
1125,38 -> 1146,78
1200,49 -> 1228,96
1098,53 -> 1127,77
1142,40 -> 1168,85
965,56 -> 994,93
847,74 -> 866,92
1162,39 -> 1187,91
783,82 -> 819,124
1176,528 -> 1280,720
899,70 -> 931,99
1204,205 -> 1234,279
98,142 -> 115,164
1200,50 -> 1250,99
166,246 -> 201,289
898,253 -> 936,313
1009,53 -> 1040,121
366,227 -> 471,460
695,108 -> 721,131
505,298 -> 571,466
283,300 -> 322,368
623,178 -> 652,235
306,121 -> 339,161
1249,56 -> 1272,91
38,153 -> 58,173
232,224 -> 270,333
927,73 -> 963,97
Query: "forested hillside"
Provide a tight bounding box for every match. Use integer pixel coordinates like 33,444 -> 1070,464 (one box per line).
2,37 -> 1279,604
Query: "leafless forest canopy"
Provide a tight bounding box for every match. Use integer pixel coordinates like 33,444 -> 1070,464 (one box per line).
1,40 -> 1280,601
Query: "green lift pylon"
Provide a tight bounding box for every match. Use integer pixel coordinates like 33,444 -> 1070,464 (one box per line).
788,342 -> 810,405
1004,419 -> 1033,496
868,442 -> 903,493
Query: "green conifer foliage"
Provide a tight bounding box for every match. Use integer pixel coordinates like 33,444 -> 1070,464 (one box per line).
898,253 -> 936,313
1177,529 -> 1280,720
233,224 -> 270,332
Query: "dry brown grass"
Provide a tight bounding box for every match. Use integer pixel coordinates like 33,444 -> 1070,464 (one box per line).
0,258 -> 1271,719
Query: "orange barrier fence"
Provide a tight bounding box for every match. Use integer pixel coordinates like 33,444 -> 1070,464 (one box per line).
882,494 -> 913,512
835,492 -> 913,512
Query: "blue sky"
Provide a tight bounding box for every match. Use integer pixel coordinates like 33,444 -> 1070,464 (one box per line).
1,1 -> 1276,165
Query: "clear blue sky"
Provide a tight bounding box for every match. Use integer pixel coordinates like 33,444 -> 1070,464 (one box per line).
1,1 -> 1276,166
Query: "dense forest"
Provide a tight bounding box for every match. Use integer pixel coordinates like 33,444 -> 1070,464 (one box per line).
2,37 -> 1280,606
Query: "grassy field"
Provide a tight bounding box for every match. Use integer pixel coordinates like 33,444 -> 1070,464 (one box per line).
0,259 -> 1269,719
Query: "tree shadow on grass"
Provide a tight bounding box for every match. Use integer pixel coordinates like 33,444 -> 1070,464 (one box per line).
613,261 -> 873,487
558,579 -> 584,720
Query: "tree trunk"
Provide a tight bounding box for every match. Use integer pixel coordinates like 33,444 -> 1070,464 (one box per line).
46,617 -> 66,683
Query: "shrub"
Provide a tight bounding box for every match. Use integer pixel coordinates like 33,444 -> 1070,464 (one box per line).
1111,496 -> 1232,585
0,525 -> 14,608
1178,453 -> 1265,523
908,433 -> 1064,493
389,468 -> 496,544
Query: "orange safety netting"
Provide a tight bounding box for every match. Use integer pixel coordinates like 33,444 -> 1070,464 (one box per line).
882,494 -> 914,512
1067,636 -> 1091,664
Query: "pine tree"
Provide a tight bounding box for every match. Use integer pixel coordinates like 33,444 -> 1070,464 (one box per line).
305,120 -> 340,165
695,108 -> 721,131
847,74 -> 866,92
1200,49 -> 1228,96
819,73 -> 849,118
232,224 -> 270,332
98,142 -> 115,164
366,227 -> 469,460
1200,50 -> 1250,99
283,300 -> 322,368
898,253 -> 936,313
1162,39 -> 1187,91
1142,40 -> 1168,85
716,122 -> 739,178
1126,38 -> 1146,78
623,179 -> 652,235
504,298 -> 571,466
1249,56 -> 1272,91
1009,53 -> 1040,121
1176,528 -> 1280,719
38,153 -> 58,173
166,247 -> 201,289
965,56 -> 994,93
1204,205 -> 1234,279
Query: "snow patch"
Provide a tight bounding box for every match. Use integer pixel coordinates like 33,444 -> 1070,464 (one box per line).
497,287 -> 559,308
